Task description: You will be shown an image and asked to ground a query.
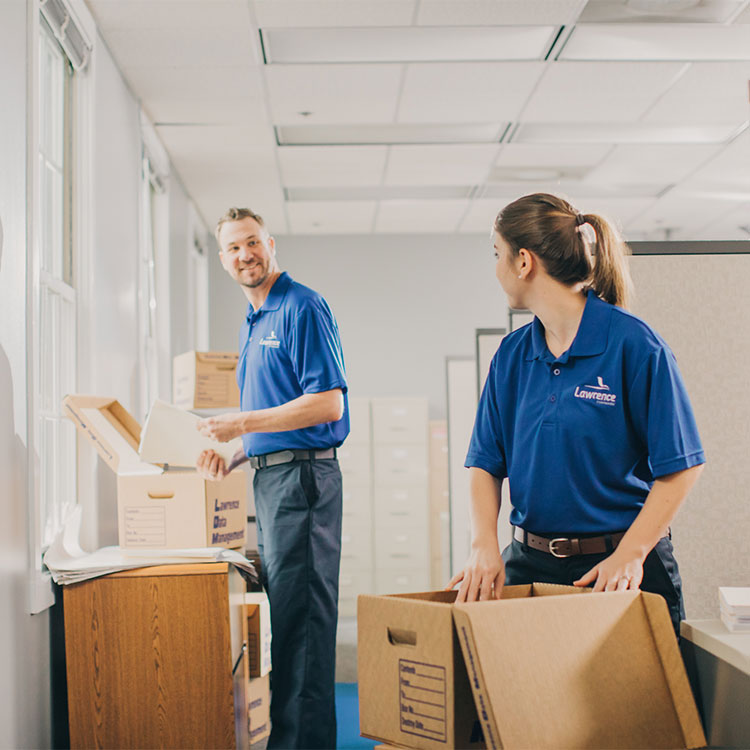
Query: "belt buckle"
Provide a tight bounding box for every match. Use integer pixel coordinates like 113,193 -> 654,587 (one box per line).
548,537 -> 573,558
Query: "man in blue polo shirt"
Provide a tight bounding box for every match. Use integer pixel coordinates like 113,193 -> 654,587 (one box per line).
196,207 -> 349,750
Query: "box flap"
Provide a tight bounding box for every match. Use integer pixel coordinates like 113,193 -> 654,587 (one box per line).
642,594 -> 707,748
196,351 -> 239,368
63,395 -> 162,476
453,590 -> 701,749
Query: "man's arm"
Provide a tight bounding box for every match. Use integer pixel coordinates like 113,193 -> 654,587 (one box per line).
196,389 -> 344,443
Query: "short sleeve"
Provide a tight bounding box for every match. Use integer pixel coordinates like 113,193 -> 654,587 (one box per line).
288,298 -> 348,395
629,346 -> 705,478
465,356 -> 508,479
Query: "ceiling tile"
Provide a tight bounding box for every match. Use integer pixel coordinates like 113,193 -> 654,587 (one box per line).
375,199 -> 468,232
156,125 -> 276,169
278,146 -> 388,187
384,144 -> 500,186
495,143 -> 612,168
643,62 -> 750,126
693,202 -> 750,239
521,62 -> 685,123
561,24 -> 750,61
735,4 -> 750,22
252,0 -> 417,28
417,0 -> 582,26
584,143 -> 722,186
578,0 -> 743,24
397,62 -> 546,123
625,191 -> 745,238
102,27 -> 254,67
286,201 -> 377,233
86,1 -> 249,31
680,128 -> 750,190
459,198 -> 508,233
265,64 -> 403,124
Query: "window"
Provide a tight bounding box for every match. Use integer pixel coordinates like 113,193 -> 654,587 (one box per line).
188,208 -> 210,352
37,17 -> 77,551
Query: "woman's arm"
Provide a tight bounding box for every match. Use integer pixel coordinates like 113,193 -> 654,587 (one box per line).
575,463 -> 704,591
446,467 -> 506,602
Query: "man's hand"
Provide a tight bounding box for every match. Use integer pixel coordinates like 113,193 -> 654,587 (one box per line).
446,541 -> 505,603
196,413 -> 245,443
197,449 -> 229,481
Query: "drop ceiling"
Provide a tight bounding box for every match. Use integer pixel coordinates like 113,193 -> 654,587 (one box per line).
86,0 -> 750,239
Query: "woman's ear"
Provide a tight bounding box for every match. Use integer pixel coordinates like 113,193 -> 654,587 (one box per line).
516,248 -> 534,280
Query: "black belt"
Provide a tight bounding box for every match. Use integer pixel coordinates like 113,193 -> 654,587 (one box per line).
247,447 -> 337,470
513,527 -> 626,558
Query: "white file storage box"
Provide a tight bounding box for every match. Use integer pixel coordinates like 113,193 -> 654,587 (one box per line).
63,395 -> 246,550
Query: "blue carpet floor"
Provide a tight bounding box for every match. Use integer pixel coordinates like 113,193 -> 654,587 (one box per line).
335,683 -> 377,750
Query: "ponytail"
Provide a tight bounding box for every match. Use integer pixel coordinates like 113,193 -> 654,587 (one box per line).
495,193 -> 634,310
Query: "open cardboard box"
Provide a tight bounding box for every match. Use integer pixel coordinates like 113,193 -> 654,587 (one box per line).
63,395 -> 246,550
358,584 -> 706,750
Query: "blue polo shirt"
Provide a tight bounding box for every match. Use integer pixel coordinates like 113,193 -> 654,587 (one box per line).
466,291 -> 705,533
236,272 -> 349,456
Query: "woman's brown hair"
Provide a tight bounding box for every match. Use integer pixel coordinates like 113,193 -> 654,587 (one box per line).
494,193 -> 633,309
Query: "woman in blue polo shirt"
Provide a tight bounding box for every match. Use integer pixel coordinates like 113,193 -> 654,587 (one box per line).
448,192 -> 705,634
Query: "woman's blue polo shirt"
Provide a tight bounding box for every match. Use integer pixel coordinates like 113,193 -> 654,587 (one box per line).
236,272 -> 349,456
465,291 -> 705,534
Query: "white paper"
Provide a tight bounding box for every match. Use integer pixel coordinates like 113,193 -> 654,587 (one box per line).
139,399 -> 243,468
43,506 -> 258,585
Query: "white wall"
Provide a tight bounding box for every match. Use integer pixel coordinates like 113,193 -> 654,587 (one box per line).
0,2 -> 52,747
209,232 -> 509,418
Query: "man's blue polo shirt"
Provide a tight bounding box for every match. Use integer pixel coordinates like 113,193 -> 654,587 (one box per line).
466,291 -> 705,534
236,272 -> 349,456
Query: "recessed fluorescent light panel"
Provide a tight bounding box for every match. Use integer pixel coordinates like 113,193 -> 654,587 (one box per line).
285,186 -> 475,202
560,24 -> 750,61
512,123 -> 740,144
262,26 -> 559,64
276,123 -> 511,146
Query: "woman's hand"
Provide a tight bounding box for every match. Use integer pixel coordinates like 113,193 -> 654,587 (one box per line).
573,547 -> 645,592
196,413 -> 245,443
446,541 -> 505,603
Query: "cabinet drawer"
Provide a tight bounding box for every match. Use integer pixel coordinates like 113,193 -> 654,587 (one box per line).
375,567 -> 430,595
373,484 -> 428,526
338,442 -> 372,481
373,442 -> 428,482
341,526 -> 373,567
371,398 -> 428,444
374,525 -> 429,568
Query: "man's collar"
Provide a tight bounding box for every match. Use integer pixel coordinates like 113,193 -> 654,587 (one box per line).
247,271 -> 291,318
527,291 -> 612,362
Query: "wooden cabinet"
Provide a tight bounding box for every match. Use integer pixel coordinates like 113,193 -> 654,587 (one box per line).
64,563 -> 250,749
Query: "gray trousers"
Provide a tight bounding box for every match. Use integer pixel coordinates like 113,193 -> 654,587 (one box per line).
253,458 -> 342,750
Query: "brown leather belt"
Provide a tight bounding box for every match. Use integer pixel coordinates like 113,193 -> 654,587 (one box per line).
513,527 -> 626,558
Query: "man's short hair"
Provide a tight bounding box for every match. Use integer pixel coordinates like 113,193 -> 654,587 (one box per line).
215,207 -> 266,244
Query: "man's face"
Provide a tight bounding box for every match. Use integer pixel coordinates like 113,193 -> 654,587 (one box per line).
218,217 -> 277,289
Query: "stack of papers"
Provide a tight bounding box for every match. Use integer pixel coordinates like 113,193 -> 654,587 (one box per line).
719,587 -> 750,632
44,507 -> 257,586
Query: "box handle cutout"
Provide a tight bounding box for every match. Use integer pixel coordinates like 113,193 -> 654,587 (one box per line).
387,627 -> 417,647
147,491 -> 175,499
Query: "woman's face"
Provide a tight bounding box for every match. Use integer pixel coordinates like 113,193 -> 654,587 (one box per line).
493,231 -> 523,307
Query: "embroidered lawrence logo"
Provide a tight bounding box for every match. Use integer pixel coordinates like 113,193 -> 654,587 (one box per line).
259,330 -> 281,348
574,376 -> 617,406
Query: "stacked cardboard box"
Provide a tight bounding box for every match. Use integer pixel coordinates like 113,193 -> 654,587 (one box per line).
358,585 -> 706,750
172,350 -> 240,410
244,592 -> 272,745
64,395 -> 246,550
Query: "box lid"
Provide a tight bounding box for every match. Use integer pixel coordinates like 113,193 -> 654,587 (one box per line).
452,584 -> 706,749
195,351 -> 238,366
63,395 -> 162,476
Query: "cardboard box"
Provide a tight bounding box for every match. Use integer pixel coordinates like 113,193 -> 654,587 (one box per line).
245,592 -> 272,678
358,585 -> 706,750
63,395 -> 246,550
173,350 -> 240,409
245,673 -> 270,745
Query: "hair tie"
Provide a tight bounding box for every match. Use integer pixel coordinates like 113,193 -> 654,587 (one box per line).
575,213 -> 586,226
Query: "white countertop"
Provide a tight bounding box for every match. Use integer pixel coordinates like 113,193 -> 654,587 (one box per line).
681,619 -> 750,676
